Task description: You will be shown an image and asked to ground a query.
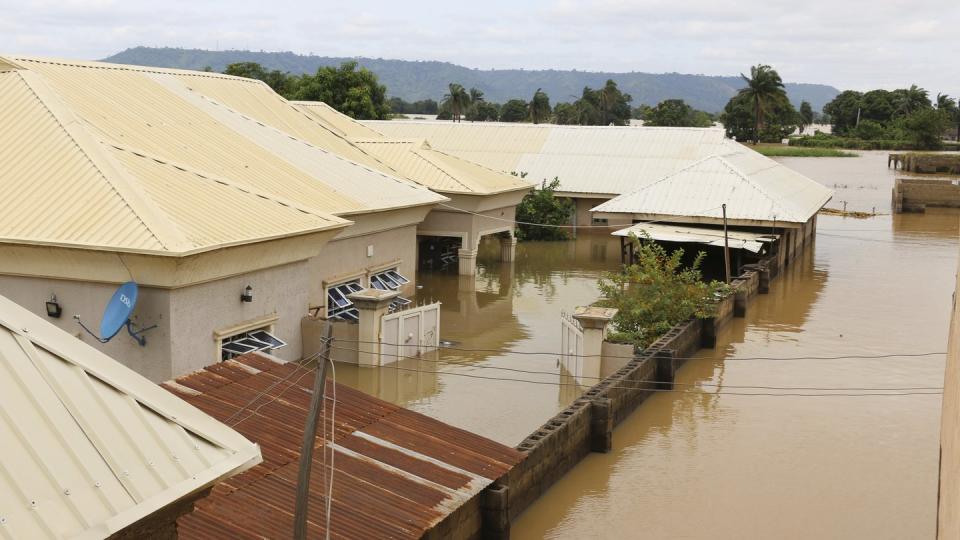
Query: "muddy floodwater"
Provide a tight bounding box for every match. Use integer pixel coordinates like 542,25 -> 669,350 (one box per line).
338,151 -> 958,538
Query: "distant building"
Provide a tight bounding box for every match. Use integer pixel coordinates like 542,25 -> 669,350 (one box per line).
366,120 -> 833,278
0,292 -> 261,539
162,352 -> 523,539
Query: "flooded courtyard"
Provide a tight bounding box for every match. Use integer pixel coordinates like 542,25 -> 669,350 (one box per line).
339,151 -> 957,539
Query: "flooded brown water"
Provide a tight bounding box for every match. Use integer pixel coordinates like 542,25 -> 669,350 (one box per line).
337,150 -> 958,538
512,151 -> 958,539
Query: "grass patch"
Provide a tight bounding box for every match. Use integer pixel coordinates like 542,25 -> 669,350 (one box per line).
750,144 -> 857,157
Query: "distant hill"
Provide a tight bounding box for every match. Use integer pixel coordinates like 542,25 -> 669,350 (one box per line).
103,47 -> 840,113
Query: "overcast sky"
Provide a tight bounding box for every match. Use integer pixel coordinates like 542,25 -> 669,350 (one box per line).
1,0 -> 957,93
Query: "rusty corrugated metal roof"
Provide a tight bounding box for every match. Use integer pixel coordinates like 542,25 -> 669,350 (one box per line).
162,353 -> 522,539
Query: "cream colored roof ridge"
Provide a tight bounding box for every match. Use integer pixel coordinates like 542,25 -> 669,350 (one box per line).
15,69 -> 191,253
0,293 -> 262,539
187,89 -> 444,207
105,142 -> 353,225
6,54 -> 261,84
367,119 -> 728,132
423,146 -> 534,193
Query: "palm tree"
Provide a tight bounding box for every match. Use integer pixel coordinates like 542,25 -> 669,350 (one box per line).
938,93 -> 960,141
896,84 -> 929,115
737,64 -> 787,144
530,88 -> 551,124
442,83 -> 471,122
469,87 -> 485,104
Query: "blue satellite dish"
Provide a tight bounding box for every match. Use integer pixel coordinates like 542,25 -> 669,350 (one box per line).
100,281 -> 138,340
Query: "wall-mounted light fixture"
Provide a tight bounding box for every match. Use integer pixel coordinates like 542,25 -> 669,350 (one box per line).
240,285 -> 254,303
45,295 -> 62,318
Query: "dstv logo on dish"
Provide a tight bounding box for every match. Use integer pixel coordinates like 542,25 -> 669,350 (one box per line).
119,294 -> 133,308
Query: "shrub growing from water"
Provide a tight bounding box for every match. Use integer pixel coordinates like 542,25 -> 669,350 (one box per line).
515,177 -> 575,241
596,234 -> 729,348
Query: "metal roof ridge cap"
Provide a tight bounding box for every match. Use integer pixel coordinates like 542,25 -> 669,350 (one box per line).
12,54 -> 263,83
104,141 -> 351,224
170,79 -> 430,199
408,147 -> 482,192
15,70 -> 194,253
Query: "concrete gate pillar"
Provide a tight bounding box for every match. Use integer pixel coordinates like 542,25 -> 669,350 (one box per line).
499,234 -> 517,262
572,306 -> 618,383
347,288 -> 400,367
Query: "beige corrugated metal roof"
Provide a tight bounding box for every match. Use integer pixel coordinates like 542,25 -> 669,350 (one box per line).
0,293 -> 262,539
593,143 -> 833,224
293,100 -> 385,139
366,121 -> 736,195
351,138 -> 532,195
0,68 -> 349,255
297,103 -> 532,195
3,56 -> 443,222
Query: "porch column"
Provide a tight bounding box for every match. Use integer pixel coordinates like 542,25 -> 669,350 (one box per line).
347,288 -> 400,367
572,306 -> 619,383
458,248 -> 478,276
499,234 -> 517,262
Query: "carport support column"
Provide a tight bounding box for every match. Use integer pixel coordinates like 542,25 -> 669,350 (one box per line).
347,289 -> 400,367
458,248 -> 478,276
500,234 -> 517,262
572,306 -> 619,384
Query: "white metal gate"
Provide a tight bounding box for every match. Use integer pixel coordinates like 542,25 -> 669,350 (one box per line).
380,303 -> 441,365
560,310 -> 584,384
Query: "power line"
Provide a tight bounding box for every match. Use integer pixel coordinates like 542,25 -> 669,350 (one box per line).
326,355 -> 941,398
223,354 -> 315,426
327,337 -> 946,362
331,347 -> 943,392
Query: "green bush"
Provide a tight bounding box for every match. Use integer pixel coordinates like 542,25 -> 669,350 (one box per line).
515,177 -> 575,241
596,234 -> 729,348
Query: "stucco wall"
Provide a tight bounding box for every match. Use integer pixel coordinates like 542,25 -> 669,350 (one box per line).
308,224 -> 418,309
168,260 -> 310,376
0,275 -> 173,381
939,260 -> 960,538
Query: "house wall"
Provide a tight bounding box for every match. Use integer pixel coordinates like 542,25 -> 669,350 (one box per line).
308,224 -> 419,310
0,274 -> 173,382
0,260 -> 312,381
168,260 -> 310,376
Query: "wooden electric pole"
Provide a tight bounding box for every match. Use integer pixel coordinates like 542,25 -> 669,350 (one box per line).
722,204 -> 731,284
293,323 -> 333,540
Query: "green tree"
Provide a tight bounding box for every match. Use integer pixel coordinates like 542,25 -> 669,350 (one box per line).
292,61 -> 389,119
596,234 -> 728,348
901,108 -> 949,149
799,101 -> 813,133
553,102 -> 580,125
465,100 -> 500,121
721,92 -> 798,142
937,93 -> 960,141
892,84 -> 931,116
223,62 -> 295,95
442,83 -> 471,122
823,90 -> 864,135
530,88 -> 551,124
499,99 -> 530,122
514,178 -> 574,241
644,99 -> 713,127
736,64 -> 789,144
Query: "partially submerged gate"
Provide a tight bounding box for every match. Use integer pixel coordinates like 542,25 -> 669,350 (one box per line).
560,310 -> 584,384
380,303 -> 441,364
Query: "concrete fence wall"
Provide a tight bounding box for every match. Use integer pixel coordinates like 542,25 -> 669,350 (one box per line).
894,177 -> 960,212
488,261 -> 772,535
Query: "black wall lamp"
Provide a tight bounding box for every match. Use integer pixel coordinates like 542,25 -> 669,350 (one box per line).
240,285 -> 254,303
46,295 -> 62,318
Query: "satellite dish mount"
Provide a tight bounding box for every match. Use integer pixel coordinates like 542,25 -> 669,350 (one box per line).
75,281 -> 157,347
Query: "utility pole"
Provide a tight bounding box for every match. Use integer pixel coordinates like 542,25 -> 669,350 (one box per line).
722,204 -> 731,284
293,323 -> 333,540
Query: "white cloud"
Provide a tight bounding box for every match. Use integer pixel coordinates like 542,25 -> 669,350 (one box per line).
0,0 -> 956,92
